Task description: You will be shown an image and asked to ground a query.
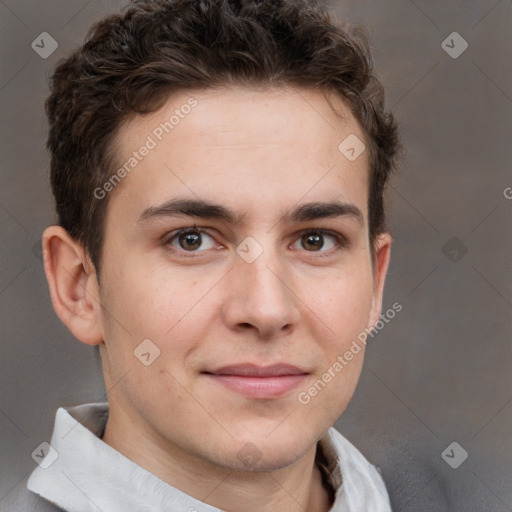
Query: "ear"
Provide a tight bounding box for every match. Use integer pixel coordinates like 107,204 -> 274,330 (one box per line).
42,226 -> 103,345
367,232 -> 392,330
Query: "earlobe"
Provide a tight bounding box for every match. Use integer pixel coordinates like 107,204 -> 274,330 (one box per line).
42,226 -> 103,346
368,232 -> 392,330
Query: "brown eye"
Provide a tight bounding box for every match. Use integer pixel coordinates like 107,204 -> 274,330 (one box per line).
167,228 -> 216,252
302,233 -> 324,251
291,230 -> 343,254
179,231 -> 202,250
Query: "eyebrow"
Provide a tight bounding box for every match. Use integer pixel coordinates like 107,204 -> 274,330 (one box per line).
288,201 -> 363,225
138,198 -> 364,226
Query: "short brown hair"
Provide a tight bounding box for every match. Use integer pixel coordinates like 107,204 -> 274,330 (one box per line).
46,0 -> 400,272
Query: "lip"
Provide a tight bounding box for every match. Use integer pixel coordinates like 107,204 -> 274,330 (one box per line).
203,364 -> 309,399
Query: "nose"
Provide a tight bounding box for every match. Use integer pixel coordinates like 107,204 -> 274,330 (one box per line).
221,244 -> 300,339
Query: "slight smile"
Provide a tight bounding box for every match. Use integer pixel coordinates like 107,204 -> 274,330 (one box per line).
203,364 -> 310,399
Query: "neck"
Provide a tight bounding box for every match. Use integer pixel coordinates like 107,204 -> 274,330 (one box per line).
102,400 -> 332,512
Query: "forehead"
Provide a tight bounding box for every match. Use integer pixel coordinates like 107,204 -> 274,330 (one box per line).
109,86 -> 369,223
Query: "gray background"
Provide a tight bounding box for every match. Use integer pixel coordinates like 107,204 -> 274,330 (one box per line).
1,0 -> 511,511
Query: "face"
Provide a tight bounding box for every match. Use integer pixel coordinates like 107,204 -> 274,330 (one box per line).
95,86 -> 389,471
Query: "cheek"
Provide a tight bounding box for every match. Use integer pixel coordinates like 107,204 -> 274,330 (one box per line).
98,269 -> 208,399
100,262 -> 219,368
299,264 -> 374,342
103,258 -> 190,331
299,269 -> 373,423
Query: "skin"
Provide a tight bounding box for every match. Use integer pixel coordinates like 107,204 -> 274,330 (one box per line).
43,86 -> 391,512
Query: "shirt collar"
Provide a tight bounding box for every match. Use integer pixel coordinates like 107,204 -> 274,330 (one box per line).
27,402 -> 390,512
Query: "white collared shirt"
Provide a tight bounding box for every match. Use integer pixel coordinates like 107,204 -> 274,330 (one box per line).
27,403 -> 392,512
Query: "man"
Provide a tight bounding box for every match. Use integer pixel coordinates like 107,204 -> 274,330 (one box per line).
28,0 -> 400,510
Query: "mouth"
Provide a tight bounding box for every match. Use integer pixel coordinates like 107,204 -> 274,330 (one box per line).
202,363 -> 309,399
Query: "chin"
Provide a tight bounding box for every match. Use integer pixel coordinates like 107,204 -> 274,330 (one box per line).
219,427 -> 319,473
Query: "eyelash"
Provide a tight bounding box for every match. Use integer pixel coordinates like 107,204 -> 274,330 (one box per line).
293,229 -> 349,256
163,225 -> 349,259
